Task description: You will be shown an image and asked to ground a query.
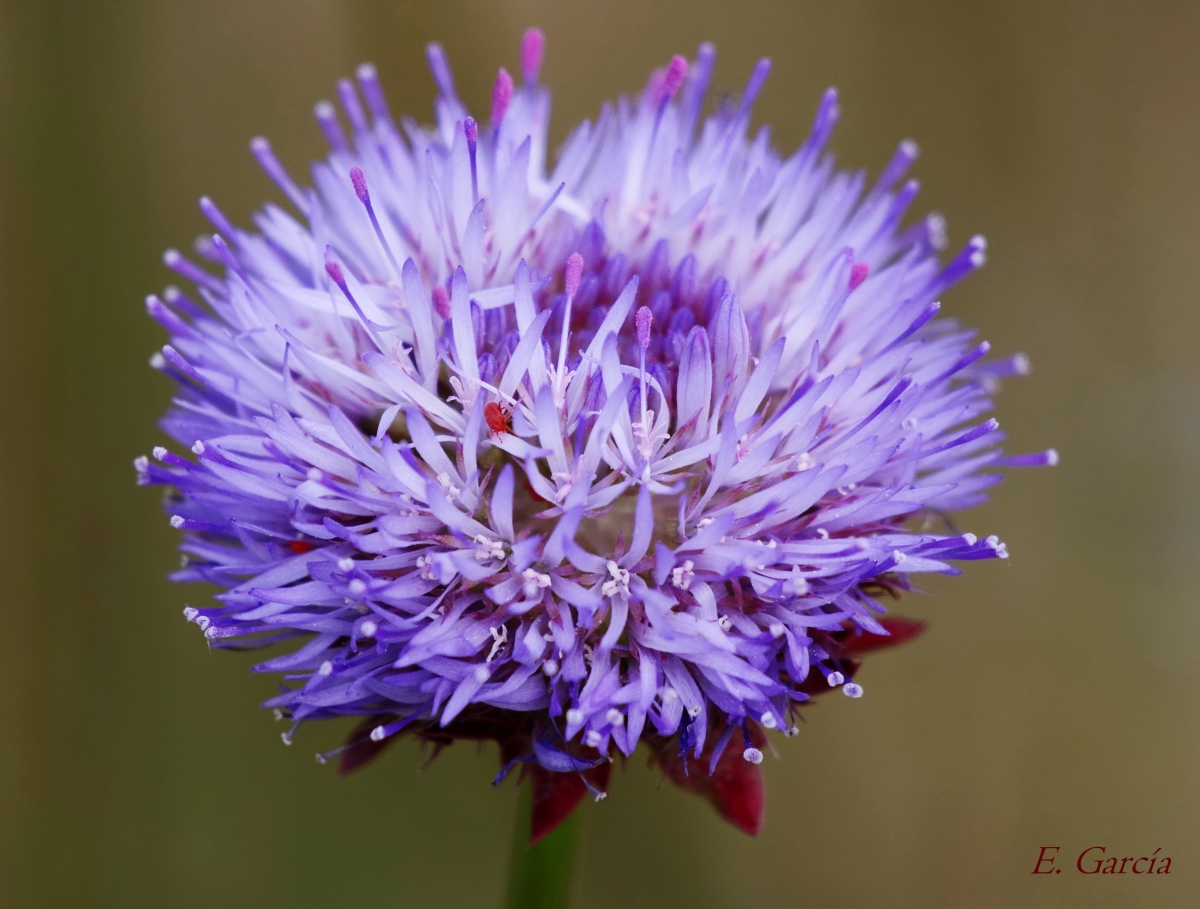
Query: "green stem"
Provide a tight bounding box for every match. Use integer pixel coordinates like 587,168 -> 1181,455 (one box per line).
503,782 -> 579,909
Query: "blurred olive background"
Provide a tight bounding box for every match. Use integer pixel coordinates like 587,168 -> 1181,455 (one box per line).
2,0 -> 1198,906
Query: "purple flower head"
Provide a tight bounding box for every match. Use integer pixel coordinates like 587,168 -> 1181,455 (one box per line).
138,29 -> 1053,839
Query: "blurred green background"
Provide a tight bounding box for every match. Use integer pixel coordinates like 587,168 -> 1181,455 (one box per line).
2,0 -> 1197,906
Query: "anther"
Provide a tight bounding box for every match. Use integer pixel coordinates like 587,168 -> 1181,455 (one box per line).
661,55 -> 689,104
636,306 -> 653,350
170,515 -> 185,529
849,261 -> 870,291
192,440 -> 205,454
317,661 -> 333,676
432,285 -> 451,319
769,622 -> 785,639
474,665 -> 491,683
606,708 -> 625,727
338,557 -> 355,572
360,620 -> 377,638
307,467 -> 322,481
491,68 -> 513,128
542,659 -> 559,677
564,253 -> 584,298
743,747 -> 763,764
566,708 -> 584,726
348,579 -> 367,595
520,28 -> 545,86
760,713 -> 777,729
585,730 -> 602,747
827,671 -> 845,687
153,446 -> 168,460
843,682 -> 864,698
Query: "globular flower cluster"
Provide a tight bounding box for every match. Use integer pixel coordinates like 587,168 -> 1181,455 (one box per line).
137,30 -> 1052,838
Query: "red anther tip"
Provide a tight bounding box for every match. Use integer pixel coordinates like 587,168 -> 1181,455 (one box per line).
662,55 -> 689,101
324,260 -> 345,285
849,261 -> 870,291
464,116 -> 478,146
349,166 -> 369,204
492,68 -> 514,125
521,28 -> 545,84
564,253 -> 584,297
432,284 -> 451,319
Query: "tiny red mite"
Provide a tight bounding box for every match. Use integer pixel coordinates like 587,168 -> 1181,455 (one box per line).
484,401 -> 512,436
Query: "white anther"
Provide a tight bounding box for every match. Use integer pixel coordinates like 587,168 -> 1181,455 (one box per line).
688,705 -> 702,718
761,713 -> 777,729
191,440 -> 205,454
170,515 -> 185,528
606,708 -> 625,727
474,534 -> 506,563
474,665 -> 491,683
566,708 -> 584,727
843,682 -> 864,698
661,687 -> 678,703
601,560 -> 630,598
416,555 -> 437,581
272,709 -> 284,721
1013,352 -> 1032,375
348,579 -> 367,595
314,754 -> 327,765
152,446 -> 169,461
671,559 -> 695,591
585,730 -> 603,747
149,352 -> 166,369
892,550 -> 907,564
962,532 -> 978,545
359,620 -> 377,639
133,455 -> 149,473
582,643 -> 594,665
769,622 -> 786,639
542,659 -> 559,677
194,615 -> 211,632
307,467 -> 322,481
902,416 -> 919,431
317,661 -> 333,677
717,615 -> 732,631
436,472 -> 461,500
697,517 -> 714,529
926,212 -> 948,250
369,725 -> 386,742
794,452 -> 814,472
280,731 -> 293,746
784,726 -> 800,737
827,671 -> 845,687
486,625 -> 508,663
182,607 -> 198,621
817,528 -> 829,539
743,747 -> 763,764
522,568 -> 551,597
337,558 -> 355,572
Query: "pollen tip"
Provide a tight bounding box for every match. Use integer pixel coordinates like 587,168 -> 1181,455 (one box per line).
356,62 -> 377,80
564,253 -> 584,297
662,55 -> 689,101
520,28 -> 545,85
431,284 -> 451,319
324,260 -> 345,286
849,261 -> 870,291
636,306 -> 653,350
492,67 -> 514,125
349,166 -> 369,204
464,115 -> 478,146
1045,448 -> 1060,466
